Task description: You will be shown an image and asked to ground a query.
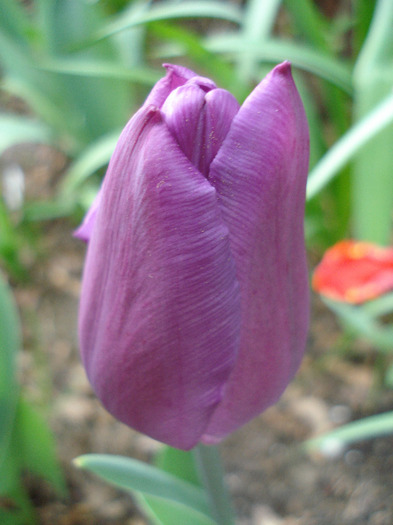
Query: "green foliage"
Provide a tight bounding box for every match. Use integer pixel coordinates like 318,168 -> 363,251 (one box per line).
0,273 -> 66,523
74,452 -> 215,525
306,411 -> 393,454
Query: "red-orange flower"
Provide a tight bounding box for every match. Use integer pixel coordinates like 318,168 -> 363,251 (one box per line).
312,240 -> 393,304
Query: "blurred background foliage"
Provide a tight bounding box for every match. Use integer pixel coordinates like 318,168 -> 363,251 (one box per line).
1,0 -> 393,522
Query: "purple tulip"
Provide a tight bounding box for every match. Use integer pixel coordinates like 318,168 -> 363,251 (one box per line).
76,62 -> 309,450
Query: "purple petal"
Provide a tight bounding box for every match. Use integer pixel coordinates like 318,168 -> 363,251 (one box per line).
144,64 -> 198,108
73,190 -> 102,242
79,105 -> 241,450
162,84 -> 239,177
203,62 -> 310,443
203,89 -> 240,174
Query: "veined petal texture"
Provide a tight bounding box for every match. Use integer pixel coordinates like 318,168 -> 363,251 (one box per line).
203,62 -> 310,442
162,82 -> 239,177
79,105 -> 241,450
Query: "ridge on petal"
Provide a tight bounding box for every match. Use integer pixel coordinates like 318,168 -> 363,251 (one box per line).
79,104 -> 241,449
203,62 -> 310,443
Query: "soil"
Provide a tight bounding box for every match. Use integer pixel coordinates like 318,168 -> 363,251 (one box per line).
4,145 -> 393,525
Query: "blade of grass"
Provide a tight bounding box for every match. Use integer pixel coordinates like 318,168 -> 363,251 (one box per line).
96,1 -> 243,41
0,114 -> 52,154
351,0 -> 393,243
204,35 -> 353,93
322,298 -> 393,353
38,58 -> 160,84
306,411 -> 393,452
237,0 -> 282,82
0,272 -> 20,469
306,91 -> 393,199
61,130 -> 120,195
283,0 -> 329,49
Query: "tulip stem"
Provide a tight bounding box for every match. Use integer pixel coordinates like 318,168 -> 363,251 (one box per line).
193,444 -> 235,525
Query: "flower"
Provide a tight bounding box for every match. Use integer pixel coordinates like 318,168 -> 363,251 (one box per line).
312,240 -> 393,304
76,62 -> 309,450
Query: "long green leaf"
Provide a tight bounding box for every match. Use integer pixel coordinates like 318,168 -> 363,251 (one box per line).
237,0 -> 281,82
96,1 -> 243,40
137,493 -> 216,525
321,298 -> 393,353
61,130 -> 121,195
0,273 -> 20,469
13,397 -> 66,495
0,0 -> 32,43
307,91 -> 393,199
138,446 -> 207,525
362,292 -> 393,318
37,0 -> 130,146
351,0 -> 393,243
283,0 -> 329,50
74,454 -> 212,519
306,411 -> 393,452
38,58 -> 160,84
204,36 -> 353,93
0,114 -> 52,154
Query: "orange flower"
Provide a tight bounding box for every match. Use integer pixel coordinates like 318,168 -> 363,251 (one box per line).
312,240 -> 393,304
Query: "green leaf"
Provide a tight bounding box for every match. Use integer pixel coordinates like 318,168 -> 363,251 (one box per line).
137,446 -> 209,525
36,0 -> 131,145
0,0 -> 32,43
38,57 -> 160,84
12,397 -> 66,495
362,292 -> 393,318
0,395 -> 66,524
237,0 -> 281,82
0,438 -> 36,525
61,131 -> 120,195
306,411 -> 393,452
74,454 -> 212,519
351,0 -> 393,243
0,114 -> 52,154
204,36 -> 353,93
137,493 -> 216,525
284,0 -> 329,50
0,30 -> 73,147
155,446 -> 201,487
306,91 -> 393,199
97,1 -> 243,41
23,199 -> 76,222
0,272 -> 20,469
321,298 -> 393,353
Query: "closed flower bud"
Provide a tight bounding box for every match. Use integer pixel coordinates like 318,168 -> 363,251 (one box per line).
76,62 -> 310,450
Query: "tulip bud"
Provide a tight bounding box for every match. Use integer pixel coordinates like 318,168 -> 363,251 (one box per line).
77,62 -> 310,450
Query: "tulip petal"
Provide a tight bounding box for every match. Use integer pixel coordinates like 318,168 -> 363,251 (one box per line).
73,190 -> 102,242
203,89 -> 240,175
203,62 -> 310,442
79,105 -> 241,449
313,240 -> 393,304
144,64 -> 198,108
162,84 -> 239,177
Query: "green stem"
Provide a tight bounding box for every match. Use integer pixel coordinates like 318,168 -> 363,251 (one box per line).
193,444 -> 235,525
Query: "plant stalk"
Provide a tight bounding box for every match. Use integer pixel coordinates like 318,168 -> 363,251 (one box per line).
193,444 -> 235,525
